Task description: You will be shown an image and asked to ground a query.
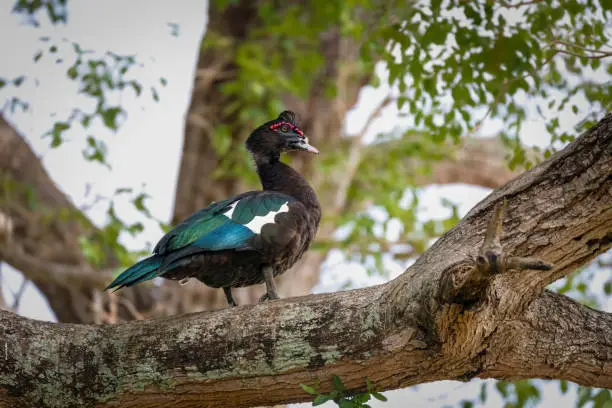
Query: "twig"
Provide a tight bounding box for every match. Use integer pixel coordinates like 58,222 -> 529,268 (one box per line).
551,48 -> 612,60
334,96 -> 394,211
500,0 -> 546,8
0,242 -> 114,290
78,194 -> 107,212
549,40 -> 612,56
106,292 -> 118,324
10,277 -> 29,311
91,289 -> 103,325
0,264 -> 6,310
117,296 -> 145,320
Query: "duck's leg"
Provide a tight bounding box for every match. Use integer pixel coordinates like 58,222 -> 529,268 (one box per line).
223,287 -> 238,307
259,266 -> 280,302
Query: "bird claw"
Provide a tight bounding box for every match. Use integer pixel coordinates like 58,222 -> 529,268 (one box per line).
259,291 -> 280,303
477,199 -> 553,276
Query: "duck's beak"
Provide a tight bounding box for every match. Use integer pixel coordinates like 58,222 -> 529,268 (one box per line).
294,137 -> 319,155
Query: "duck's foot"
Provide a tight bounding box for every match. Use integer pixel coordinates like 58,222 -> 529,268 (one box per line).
223,287 -> 238,307
259,291 -> 280,303
260,266 -> 280,303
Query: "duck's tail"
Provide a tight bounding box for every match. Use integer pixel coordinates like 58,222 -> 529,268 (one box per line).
104,255 -> 163,291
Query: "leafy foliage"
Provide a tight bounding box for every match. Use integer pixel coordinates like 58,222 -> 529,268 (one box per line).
12,0 -> 67,25
374,0 -> 611,166
76,186 -> 156,268
455,380 -> 612,408
33,38 -> 163,152
301,375 -> 387,408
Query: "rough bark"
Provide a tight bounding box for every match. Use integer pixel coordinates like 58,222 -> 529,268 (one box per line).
0,113 -> 609,408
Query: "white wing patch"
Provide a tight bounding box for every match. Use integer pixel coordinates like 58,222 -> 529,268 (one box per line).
223,201 -> 290,234
223,202 -> 237,219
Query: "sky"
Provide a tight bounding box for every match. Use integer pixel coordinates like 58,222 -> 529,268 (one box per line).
0,1 -> 609,407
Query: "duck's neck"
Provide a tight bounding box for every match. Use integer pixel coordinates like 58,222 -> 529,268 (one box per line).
255,156 -> 321,218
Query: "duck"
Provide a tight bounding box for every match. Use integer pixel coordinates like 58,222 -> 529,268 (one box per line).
105,110 -> 321,306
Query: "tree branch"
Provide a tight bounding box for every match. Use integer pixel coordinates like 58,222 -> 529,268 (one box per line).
0,114 -> 155,322
483,290 -> 612,385
0,112 -> 609,407
0,241 -> 113,290
333,96 -> 393,211
357,135 -> 526,189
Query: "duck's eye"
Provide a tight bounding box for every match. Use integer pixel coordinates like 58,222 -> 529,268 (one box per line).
280,124 -> 289,133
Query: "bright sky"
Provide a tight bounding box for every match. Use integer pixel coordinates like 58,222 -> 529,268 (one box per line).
0,1 -> 609,407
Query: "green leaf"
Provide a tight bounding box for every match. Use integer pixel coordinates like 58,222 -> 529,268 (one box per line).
372,392 -> 387,401
594,389 -> 612,408
578,387 -> 593,408
127,222 -> 144,236
352,393 -> 371,404
13,76 -> 25,87
115,187 -> 133,195
67,66 -> 78,79
313,395 -> 331,406
495,381 -> 508,398
331,375 -> 345,391
338,399 -> 355,408
300,384 -> 317,395
132,193 -> 152,217
365,378 -> 374,392
131,81 -> 142,96
101,107 -> 122,131
479,383 -> 487,402
55,122 -> 70,132
559,380 -> 568,394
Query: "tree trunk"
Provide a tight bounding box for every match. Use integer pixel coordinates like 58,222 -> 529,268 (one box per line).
1,113 -> 609,408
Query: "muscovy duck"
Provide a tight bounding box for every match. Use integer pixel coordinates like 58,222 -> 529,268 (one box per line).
105,110 -> 321,306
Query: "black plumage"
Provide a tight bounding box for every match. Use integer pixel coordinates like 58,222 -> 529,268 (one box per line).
105,110 -> 321,306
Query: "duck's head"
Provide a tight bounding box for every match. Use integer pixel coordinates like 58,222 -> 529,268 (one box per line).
246,110 -> 319,162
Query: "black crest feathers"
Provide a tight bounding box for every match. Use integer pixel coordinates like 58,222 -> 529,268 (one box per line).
278,110 -> 300,126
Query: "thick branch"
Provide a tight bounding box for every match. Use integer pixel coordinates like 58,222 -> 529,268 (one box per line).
0,112 -> 610,407
0,287 -> 610,407
484,290 -> 612,385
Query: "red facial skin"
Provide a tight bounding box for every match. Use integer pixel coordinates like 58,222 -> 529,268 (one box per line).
269,121 -> 304,137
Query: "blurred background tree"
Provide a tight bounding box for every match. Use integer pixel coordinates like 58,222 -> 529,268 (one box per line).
0,0 -> 610,407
